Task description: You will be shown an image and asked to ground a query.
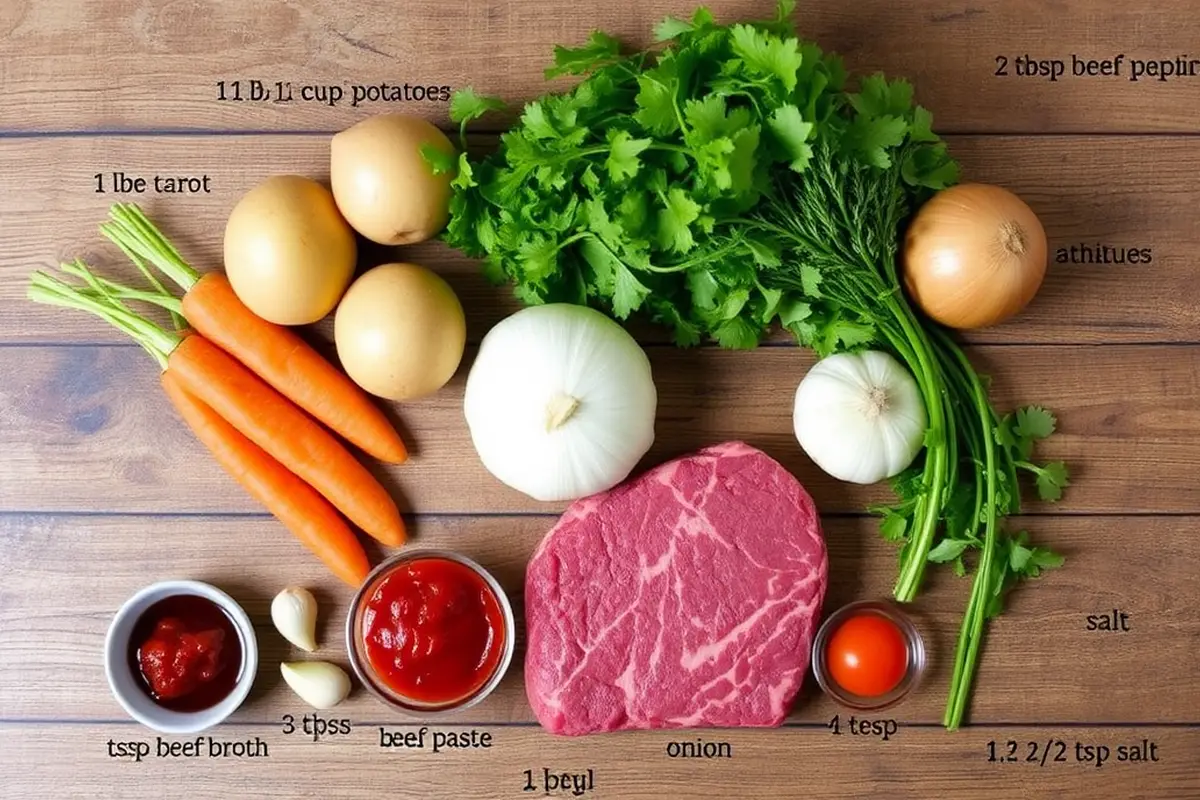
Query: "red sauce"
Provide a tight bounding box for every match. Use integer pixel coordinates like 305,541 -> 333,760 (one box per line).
361,557 -> 506,705
127,595 -> 243,712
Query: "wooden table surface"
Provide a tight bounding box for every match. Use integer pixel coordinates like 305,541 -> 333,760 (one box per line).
3,1 -> 1198,798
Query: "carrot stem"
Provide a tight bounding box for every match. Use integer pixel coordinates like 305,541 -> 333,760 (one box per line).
27,271 -> 177,368
63,260 -> 184,316
102,203 -> 201,292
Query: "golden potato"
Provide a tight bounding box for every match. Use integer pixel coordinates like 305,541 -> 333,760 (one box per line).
330,114 -> 455,246
334,263 -> 466,400
223,175 -> 357,325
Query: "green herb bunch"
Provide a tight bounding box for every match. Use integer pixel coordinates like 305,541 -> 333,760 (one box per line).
437,0 -> 1068,730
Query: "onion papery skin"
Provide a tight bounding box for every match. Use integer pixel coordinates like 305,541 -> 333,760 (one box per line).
902,183 -> 1048,330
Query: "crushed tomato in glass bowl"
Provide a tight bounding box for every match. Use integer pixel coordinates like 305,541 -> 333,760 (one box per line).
347,549 -> 515,715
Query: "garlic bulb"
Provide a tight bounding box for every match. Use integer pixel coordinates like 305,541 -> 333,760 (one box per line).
464,304 -> 657,502
793,350 -> 927,485
271,587 -> 318,652
280,661 -> 352,709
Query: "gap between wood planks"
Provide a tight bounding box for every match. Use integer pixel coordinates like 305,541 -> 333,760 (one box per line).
1,718 -> 1198,729
6,128 -> 1200,139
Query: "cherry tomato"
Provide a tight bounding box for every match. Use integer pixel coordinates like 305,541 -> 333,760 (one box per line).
825,613 -> 909,698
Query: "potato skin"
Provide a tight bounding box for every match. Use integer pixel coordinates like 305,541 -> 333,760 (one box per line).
334,263 -> 467,401
223,175 -> 357,325
330,114 -> 455,246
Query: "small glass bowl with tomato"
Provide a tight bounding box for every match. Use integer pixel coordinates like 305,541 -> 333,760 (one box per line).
811,600 -> 926,710
346,549 -> 515,716
105,580 -> 259,733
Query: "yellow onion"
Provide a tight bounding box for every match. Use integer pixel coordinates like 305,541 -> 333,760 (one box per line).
902,183 -> 1047,329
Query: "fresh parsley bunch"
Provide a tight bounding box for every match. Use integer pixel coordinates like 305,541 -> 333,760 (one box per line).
438,0 -> 1067,731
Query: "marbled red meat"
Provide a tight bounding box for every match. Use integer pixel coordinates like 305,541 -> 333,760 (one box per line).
524,441 -> 828,735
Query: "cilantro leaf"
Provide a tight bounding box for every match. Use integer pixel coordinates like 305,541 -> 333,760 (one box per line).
745,238 -> 781,267
611,259 -> 651,317
579,235 -> 616,294
799,263 -> 822,296
517,236 -> 562,281
879,512 -> 909,543
778,297 -> 812,328
546,31 -> 621,78
605,130 -> 652,182
449,87 -> 507,125
421,143 -> 457,176
845,114 -> 909,169
687,268 -> 721,309
850,74 -> 913,118
714,316 -> 761,349
824,317 -> 875,350
1030,547 -> 1066,571
635,73 -> 680,135
1015,406 -> 1057,441
584,197 -> 624,247
654,15 -> 695,42
684,95 -> 732,141
902,143 -> 960,189
909,105 -> 938,143
755,286 -> 783,322
767,104 -> 815,171
1035,460 -> 1069,502
729,24 -> 803,93
449,153 -> 476,190
520,102 -> 561,140
928,538 -> 971,563
656,188 -> 702,253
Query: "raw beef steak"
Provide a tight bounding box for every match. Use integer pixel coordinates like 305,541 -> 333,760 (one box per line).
524,441 -> 828,735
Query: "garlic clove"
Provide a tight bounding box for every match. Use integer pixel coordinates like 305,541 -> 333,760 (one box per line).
280,661 -> 352,709
271,586 -> 318,652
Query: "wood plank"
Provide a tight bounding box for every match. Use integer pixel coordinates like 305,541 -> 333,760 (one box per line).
4,1 -> 1200,134
2,135 -> 1197,345
2,514 -> 1194,726
2,723 -> 1195,800
1,343 -> 1196,515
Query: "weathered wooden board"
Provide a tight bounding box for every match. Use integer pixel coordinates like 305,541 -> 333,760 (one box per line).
1,514 -> 1192,724
4,0 -> 1198,797
0,135 -> 1194,345
0,724 -> 1193,800
3,0 -> 1200,133
1,343 -> 1195,515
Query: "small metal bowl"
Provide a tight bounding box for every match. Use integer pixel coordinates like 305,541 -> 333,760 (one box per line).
811,599 -> 926,711
346,549 -> 515,717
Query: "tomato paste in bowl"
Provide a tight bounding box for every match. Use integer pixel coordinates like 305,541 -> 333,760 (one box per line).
105,580 -> 258,733
347,550 -> 514,714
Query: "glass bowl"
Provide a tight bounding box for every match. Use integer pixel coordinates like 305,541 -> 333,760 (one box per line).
811,599 -> 926,711
346,549 -> 515,717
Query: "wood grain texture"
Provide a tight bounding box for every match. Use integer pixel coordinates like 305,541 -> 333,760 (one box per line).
1,723 -> 1195,800
2,514 -> 1193,725
2,343 -> 1196,515
5,0 -> 1200,796
3,0 -> 1200,133
3,135 -> 1198,346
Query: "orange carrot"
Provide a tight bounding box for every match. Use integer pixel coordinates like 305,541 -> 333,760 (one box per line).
183,273 -> 407,463
161,371 -> 369,587
167,334 -> 406,547
27,271 -> 406,548
99,204 -> 408,464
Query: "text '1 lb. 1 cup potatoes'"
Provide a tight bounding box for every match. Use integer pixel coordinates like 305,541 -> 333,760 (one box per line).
524,442 -> 827,735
